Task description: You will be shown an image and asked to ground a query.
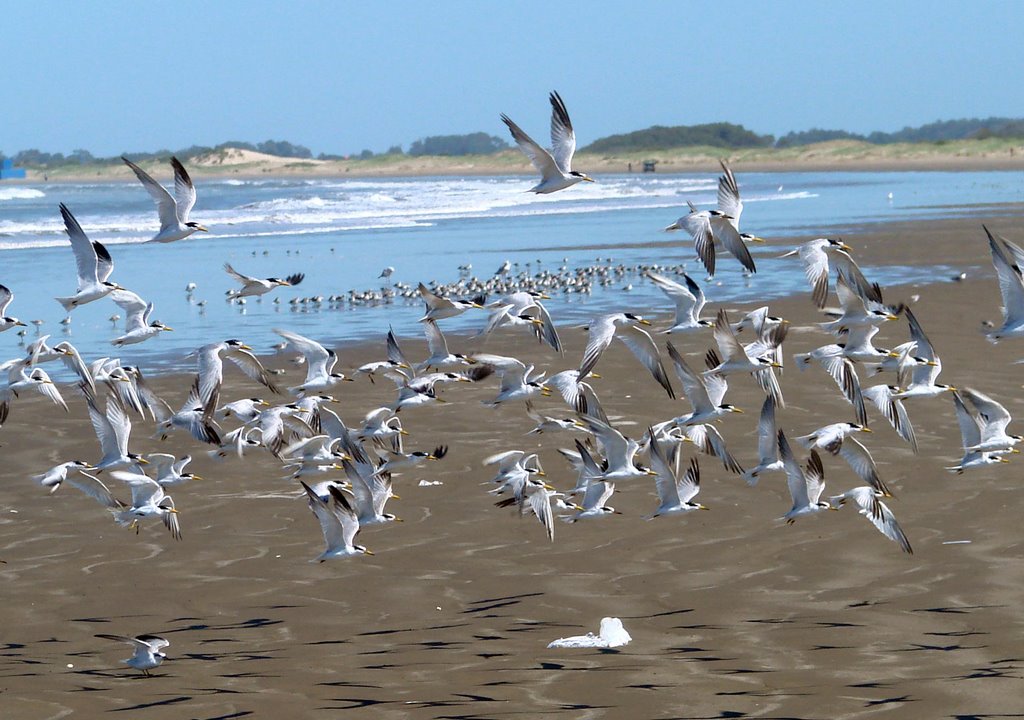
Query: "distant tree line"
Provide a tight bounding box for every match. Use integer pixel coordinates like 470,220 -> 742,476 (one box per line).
8,117 -> 1024,168
585,117 -> 1024,153
776,117 -> 1024,148
408,132 -> 508,156
582,123 -> 774,153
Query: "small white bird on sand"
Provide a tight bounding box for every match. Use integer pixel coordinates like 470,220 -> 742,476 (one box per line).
95,633 -> 170,676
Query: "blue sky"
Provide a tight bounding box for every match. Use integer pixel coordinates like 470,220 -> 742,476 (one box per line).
5,1 -> 1024,156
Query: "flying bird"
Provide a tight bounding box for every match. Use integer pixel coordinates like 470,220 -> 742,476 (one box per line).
122,156 -> 208,242
501,91 -> 594,193
224,263 -> 304,298
55,204 -> 125,312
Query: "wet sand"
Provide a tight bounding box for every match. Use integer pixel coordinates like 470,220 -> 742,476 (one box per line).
3,210 -> 1024,719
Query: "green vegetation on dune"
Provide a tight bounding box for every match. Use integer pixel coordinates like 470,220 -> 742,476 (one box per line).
581,123 -> 773,153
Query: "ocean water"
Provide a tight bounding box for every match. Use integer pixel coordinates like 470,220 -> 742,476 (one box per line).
0,170 -> 1019,370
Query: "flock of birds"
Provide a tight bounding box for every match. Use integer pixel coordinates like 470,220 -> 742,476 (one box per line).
5,92 -> 1024,675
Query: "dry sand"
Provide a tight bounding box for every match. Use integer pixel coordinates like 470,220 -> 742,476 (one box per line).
3,211 -> 1024,718
23,139 -> 1024,182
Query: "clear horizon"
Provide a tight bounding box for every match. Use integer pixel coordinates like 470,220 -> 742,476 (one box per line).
5,1 -> 1024,157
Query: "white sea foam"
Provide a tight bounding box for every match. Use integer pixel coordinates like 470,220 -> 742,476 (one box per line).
0,187 -> 45,201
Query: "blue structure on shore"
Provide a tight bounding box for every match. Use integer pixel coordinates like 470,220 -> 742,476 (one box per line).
0,158 -> 26,179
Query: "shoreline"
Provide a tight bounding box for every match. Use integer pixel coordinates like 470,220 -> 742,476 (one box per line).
9,139 -> 1024,183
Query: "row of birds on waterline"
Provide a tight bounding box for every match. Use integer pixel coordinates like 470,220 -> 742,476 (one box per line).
6,92 -> 1024,675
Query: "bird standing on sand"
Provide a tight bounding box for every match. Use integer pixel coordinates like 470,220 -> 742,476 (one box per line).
122,156 -> 208,243
95,633 -> 170,676
501,91 -> 594,193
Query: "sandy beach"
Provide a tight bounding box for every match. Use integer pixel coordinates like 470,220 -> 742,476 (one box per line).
17,139 -> 1024,183
2,208 -> 1024,719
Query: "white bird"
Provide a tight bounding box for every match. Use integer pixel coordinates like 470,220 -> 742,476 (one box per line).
196,339 -> 280,410
495,483 -> 558,541
829,487 -> 913,554
983,225 -> 1024,340
32,460 -> 92,493
741,396 -> 785,486
355,407 -> 407,450
149,377 -> 222,445
224,263 -> 304,298
893,308 -> 955,399
863,384 -> 919,453
95,633 -> 170,676
0,365 -> 68,426
705,309 -> 784,406
560,474 -> 617,522
54,204 -> 125,312
501,91 -> 594,194
644,271 -> 712,333
716,160 -> 767,248
948,391 -> 1013,473
647,437 -> 706,518
216,397 -> 271,423
479,291 -> 562,353
581,417 -> 658,483
792,346 -> 868,426
109,289 -> 173,346
960,387 -> 1021,453
301,482 -> 372,561
782,237 -> 882,309
666,341 -> 742,426
779,430 -> 834,523
470,353 -> 550,406
254,402 -> 315,457
146,453 -> 201,486
417,283 -> 485,322
355,328 -> 411,380
110,469 -> 182,539
378,266 -> 395,279
122,155 -> 208,242
0,284 -> 26,332
84,389 -> 148,472
273,328 -> 349,395
340,457 -> 400,525
818,274 -> 899,335
796,423 -> 891,496
415,319 -> 473,371
579,313 -> 674,398
524,401 -> 587,435
373,444 -> 447,476
665,168 -> 759,276
675,422 -> 745,475
545,369 -> 609,424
